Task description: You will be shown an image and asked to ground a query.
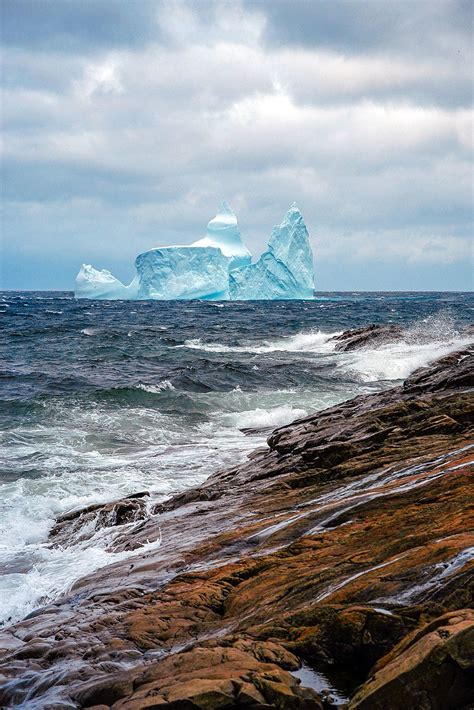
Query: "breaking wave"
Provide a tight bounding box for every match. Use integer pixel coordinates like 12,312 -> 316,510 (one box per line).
340,312 -> 471,382
180,330 -> 340,354
136,380 -> 176,393
227,404 -> 309,431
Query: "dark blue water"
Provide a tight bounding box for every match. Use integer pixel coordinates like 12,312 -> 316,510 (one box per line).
0,291 -> 472,625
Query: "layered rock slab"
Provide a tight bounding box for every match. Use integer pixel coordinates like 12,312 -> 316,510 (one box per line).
0,339 -> 473,709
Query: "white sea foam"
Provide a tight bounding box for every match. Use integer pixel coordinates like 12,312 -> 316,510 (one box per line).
0,527 -> 163,625
341,337 -> 471,383
137,380 -> 176,393
180,330 -> 340,354
0,402 -> 259,627
179,314 -> 470,386
340,313 -> 471,382
229,405 -> 308,430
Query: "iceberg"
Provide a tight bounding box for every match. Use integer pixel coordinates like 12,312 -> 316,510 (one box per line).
134,246 -> 231,300
74,202 -> 314,300
75,264 -> 139,300
229,202 -> 314,300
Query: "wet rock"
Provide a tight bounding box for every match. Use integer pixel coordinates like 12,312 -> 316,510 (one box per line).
0,346 -> 472,708
108,644 -> 322,709
49,492 -> 149,548
349,609 -> 474,709
331,324 -> 404,352
285,606 -> 408,671
404,347 -> 474,394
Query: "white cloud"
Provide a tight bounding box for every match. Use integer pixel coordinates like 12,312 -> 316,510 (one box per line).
74,56 -> 125,99
157,0 -> 266,48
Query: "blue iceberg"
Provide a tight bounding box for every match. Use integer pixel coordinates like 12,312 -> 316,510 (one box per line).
134,246 -> 231,301
229,203 -> 314,300
75,264 -> 139,300
75,202 -> 314,300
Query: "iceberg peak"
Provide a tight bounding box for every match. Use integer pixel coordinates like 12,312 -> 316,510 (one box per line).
211,200 -> 237,224
229,203 -> 314,300
284,202 -> 303,222
192,201 -> 251,269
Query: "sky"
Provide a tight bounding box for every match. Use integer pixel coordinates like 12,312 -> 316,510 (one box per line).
1,0 -> 473,291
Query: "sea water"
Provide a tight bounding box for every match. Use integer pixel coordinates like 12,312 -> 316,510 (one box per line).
0,291 -> 472,626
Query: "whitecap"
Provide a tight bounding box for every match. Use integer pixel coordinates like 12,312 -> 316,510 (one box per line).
227,404 -> 308,430
136,380 -> 175,393
179,330 -> 341,354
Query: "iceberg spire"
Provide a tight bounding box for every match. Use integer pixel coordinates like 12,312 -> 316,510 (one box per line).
229,204 -> 314,300
192,201 -> 252,269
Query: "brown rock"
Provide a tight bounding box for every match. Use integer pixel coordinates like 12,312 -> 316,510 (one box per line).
349,609 -> 474,709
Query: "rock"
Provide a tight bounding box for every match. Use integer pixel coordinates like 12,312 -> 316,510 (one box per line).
48,492 -> 149,548
330,324 -> 404,352
108,644 -> 322,709
286,606 -> 408,671
0,346 -> 472,708
404,347 -> 474,394
349,610 -> 474,709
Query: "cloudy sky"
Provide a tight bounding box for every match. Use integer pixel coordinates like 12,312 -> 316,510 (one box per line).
1,0 -> 473,290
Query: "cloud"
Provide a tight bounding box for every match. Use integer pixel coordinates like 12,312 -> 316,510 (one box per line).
1,0 -> 472,290
0,0 -> 162,51
258,0 -> 472,60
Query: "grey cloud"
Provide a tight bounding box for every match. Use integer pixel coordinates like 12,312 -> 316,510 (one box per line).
0,0 -> 162,52
258,0 -> 472,57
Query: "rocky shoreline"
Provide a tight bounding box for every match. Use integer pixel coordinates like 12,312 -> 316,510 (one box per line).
1,329 -> 473,709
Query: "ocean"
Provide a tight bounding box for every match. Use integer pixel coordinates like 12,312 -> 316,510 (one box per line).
0,291 -> 472,627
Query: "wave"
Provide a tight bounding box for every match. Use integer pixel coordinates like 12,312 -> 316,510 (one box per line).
0,400 -> 260,627
340,313 -> 471,383
177,313 -> 471,386
0,507 -> 163,627
136,380 -> 176,393
228,404 -> 308,431
180,330 -> 341,354
342,339 -> 470,383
